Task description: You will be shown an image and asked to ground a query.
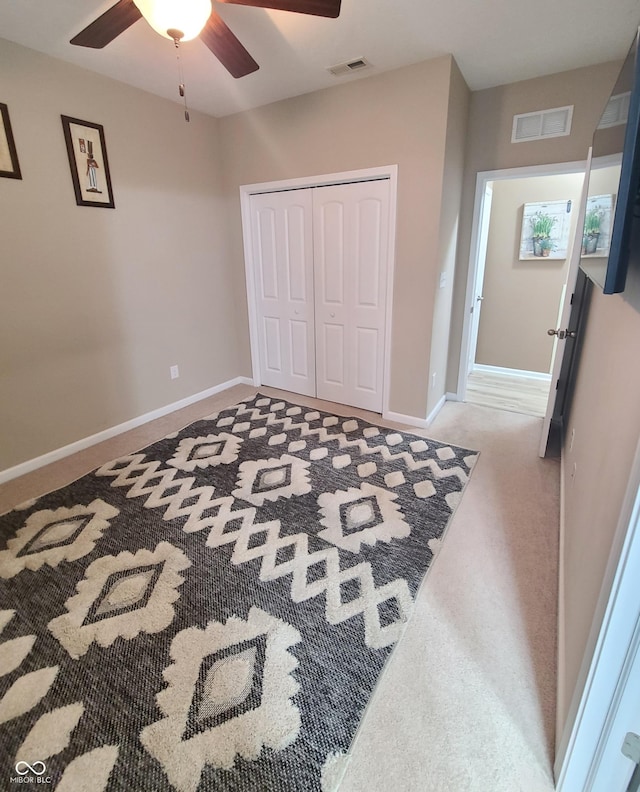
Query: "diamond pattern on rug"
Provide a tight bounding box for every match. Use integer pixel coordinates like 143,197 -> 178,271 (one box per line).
167,433 -> 243,472
317,482 -> 410,553
48,541 -> 190,658
0,393 -> 476,791
140,607 -> 300,792
0,500 -> 118,579
0,609 -> 120,790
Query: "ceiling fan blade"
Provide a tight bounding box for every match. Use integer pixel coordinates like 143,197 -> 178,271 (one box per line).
70,0 -> 142,48
200,11 -> 259,79
219,0 -> 341,18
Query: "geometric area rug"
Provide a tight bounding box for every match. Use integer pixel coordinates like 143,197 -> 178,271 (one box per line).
0,393 -> 476,791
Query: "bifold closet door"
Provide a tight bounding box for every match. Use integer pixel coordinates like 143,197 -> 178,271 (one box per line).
250,189 -> 316,397
313,179 -> 390,412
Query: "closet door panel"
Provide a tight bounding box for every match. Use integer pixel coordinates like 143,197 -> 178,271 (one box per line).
314,180 -> 389,411
251,190 -> 315,396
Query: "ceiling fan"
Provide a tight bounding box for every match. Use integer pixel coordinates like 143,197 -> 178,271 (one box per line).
70,0 -> 342,79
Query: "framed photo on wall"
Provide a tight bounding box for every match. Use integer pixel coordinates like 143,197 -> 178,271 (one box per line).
61,115 -> 115,208
519,198 -> 573,260
581,194 -> 614,258
0,103 -> 22,179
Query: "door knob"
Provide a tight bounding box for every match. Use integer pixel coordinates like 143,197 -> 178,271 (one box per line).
548,328 -> 576,340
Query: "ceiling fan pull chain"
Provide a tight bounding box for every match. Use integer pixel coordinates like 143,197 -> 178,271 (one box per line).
173,36 -> 190,122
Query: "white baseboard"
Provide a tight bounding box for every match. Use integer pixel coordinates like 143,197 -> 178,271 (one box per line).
382,410 -> 429,430
0,376 -> 255,485
445,391 -> 460,402
426,395 -> 446,426
383,395 -> 448,430
473,363 -> 552,382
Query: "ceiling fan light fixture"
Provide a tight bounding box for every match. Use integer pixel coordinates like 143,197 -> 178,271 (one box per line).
133,0 -> 212,42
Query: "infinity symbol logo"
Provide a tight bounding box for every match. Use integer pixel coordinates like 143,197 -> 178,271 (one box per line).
15,761 -> 47,776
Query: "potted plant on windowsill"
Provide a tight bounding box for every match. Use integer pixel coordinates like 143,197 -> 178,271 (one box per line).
531,212 -> 557,256
582,207 -> 603,255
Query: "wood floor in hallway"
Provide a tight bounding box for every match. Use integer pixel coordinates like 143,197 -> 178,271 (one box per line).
466,368 -> 551,418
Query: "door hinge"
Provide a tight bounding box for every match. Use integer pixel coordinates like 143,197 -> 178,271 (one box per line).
623,732 -> 640,764
548,328 -> 577,340
623,733 -> 640,792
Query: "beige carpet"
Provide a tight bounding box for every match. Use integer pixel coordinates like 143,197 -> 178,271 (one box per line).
0,386 -> 559,792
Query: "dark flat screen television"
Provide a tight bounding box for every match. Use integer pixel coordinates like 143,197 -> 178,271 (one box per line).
580,28 -> 640,294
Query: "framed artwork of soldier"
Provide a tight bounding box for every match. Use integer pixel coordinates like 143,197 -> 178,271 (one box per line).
0,103 -> 22,179
61,115 -> 115,208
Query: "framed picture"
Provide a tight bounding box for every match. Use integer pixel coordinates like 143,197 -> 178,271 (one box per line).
61,115 -> 115,208
581,194 -> 614,258
519,198 -> 573,260
0,103 -> 22,179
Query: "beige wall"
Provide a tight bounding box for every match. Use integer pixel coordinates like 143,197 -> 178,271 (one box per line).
428,60 -> 470,414
476,173 -> 583,373
218,57 -> 466,420
560,289 -> 640,732
447,60 -> 623,393
4,37 -> 637,765
0,40 -> 240,471
437,57 -> 640,754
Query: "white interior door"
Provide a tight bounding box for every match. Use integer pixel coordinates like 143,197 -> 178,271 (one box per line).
539,154 -> 590,457
250,189 -> 316,397
313,179 -> 390,412
468,183 -> 493,374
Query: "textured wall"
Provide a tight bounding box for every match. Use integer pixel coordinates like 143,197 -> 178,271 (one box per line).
560,289 -> 640,734
218,57 -> 460,421
447,60 -> 623,393
428,59 -> 470,414
0,40 -> 240,471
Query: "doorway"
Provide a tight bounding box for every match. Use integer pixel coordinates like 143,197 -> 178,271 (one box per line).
240,166 -> 398,415
459,161 -> 588,419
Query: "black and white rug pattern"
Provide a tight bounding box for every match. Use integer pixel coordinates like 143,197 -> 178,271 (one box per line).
0,394 -> 477,791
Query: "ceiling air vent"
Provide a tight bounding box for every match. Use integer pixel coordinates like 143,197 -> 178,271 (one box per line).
598,92 -> 631,129
511,105 -> 574,143
327,57 -> 371,77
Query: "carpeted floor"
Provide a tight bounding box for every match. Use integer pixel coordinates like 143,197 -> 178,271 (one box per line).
0,384 -> 560,791
339,399 -> 559,792
0,393 -> 476,791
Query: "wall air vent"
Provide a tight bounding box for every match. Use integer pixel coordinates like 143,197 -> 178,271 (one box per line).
327,57 -> 371,77
511,105 -> 574,143
597,92 -> 631,129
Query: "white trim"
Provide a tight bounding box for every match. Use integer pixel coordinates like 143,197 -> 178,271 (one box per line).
381,394 -> 446,430
445,391 -> 460,402
426,394 -> 446,426
586,613 -> 640,789
457,172 -> 487,402
382,410 -> 428,430
472,363 -> 552,382
239,165 -> 398,417
539,151 -> 591,459
556,435 -> 640,789
240,165 -> 396,195
240,190 -> 262,388
0,376 -> 255,485
457,159 -> 587,402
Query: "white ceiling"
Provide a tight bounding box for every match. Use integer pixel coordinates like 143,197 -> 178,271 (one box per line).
0,0 -> 638,118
